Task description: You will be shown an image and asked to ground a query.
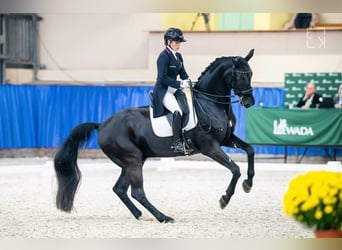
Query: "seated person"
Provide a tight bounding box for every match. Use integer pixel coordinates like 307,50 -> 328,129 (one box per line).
333,84 -> 342,108
296,82 -> 322,108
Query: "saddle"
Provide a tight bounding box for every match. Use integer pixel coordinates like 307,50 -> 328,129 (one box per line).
149,88 -> 198,138
149,89 -> 189,128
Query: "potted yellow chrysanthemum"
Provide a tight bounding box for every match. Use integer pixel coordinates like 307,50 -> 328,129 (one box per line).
283,170 -> 342,238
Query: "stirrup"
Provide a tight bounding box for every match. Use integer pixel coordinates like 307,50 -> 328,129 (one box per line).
171,141 -> 194,155
171,141 -> 185,154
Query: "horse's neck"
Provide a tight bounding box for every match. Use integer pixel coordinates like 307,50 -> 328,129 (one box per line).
193,58 -> 235,129
196,78 -> 230,96
196,79 -> 232,102
194,90 -> 230,131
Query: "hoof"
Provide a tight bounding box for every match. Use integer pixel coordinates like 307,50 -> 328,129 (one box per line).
219,197 -> 228,209
162,216 -> 175,223
242,179 -> 252,193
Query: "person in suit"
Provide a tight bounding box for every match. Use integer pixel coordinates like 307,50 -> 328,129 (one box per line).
152,27 -> 191,153
334,84 -> 342,108
296,82 -> 322,108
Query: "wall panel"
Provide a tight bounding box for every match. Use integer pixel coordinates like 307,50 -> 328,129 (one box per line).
1,84 -> 339,157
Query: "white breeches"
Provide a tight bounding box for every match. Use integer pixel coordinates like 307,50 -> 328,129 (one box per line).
162,87 -> 183,115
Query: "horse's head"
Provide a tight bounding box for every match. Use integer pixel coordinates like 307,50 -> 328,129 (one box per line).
230,49 -> 255,108
196,49 -> 255,108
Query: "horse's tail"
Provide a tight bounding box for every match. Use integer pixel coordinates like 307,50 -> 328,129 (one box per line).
54,122 -> 99,212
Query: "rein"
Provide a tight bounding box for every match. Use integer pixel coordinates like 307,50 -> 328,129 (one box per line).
190,84 -> 240,105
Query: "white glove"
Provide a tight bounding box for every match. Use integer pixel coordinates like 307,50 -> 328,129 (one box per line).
181,79 -> 190,88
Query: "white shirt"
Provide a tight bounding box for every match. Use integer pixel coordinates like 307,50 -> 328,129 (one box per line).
167,46 -> 178,60
304,95 -> 313,107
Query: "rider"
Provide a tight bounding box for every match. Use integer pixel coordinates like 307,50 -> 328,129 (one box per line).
152,27 -> 191,154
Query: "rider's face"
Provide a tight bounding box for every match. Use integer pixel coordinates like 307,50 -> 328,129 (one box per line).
168,40 -> 181,51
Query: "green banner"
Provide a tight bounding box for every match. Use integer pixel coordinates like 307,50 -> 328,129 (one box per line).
246,107 -> 342,146
284,72 -> 342,108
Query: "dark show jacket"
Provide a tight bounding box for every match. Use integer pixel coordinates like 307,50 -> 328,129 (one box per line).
152,47 -> 189,118
296,93 -> 322,108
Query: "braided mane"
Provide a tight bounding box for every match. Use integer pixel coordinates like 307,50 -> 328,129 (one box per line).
197,56 -> 236,83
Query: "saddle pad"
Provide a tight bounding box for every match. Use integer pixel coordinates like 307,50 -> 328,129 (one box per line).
150,88 -> 198,137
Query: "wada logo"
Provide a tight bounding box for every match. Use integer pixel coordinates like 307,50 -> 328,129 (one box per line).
286,80 -> 295,84
291,86 -> 301,91
273,119 -> 314,136
286,93 -> 295,98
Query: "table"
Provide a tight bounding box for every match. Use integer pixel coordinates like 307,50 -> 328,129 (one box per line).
246,107 -> 342,163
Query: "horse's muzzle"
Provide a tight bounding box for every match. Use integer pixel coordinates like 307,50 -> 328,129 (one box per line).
241,95 -> 255,108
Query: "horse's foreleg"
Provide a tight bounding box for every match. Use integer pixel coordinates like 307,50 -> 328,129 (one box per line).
226,135 -> 255,193
202,145 -> 241,209
113,170 -> 142,219
218,159 -> 241,209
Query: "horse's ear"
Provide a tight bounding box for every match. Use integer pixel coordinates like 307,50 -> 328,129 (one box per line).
244,49 -> 254,62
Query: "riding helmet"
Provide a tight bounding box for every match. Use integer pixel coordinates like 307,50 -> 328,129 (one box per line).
164,27 -> 186,44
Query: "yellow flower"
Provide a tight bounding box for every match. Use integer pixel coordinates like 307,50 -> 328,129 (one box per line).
328,187 -> 338,196
315,209 -> 323,220
323,196 -> 337,205
324,205 -> 333,214
283,170 -> 342,230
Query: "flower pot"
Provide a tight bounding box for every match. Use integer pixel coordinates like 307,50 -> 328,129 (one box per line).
314,230 -> 342,238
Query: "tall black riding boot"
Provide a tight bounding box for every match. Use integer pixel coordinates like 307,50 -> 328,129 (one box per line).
171,111 -> 185,154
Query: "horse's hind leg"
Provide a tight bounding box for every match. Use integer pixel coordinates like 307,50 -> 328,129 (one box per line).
226,135 -> 254,193
127,164 -> 175,223
108,152 -> 174,223
113,170 -> 142,219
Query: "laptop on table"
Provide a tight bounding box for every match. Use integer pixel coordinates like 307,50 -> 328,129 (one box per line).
318,97 -> 335,108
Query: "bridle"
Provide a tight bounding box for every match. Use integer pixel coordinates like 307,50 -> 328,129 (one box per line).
191,67 -> 253,105
231,69 -> 253,96
190,68 -> 252,133
189,57 -> 253,132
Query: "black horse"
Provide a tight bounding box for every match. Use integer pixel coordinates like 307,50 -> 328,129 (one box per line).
54,49 -> 256,223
